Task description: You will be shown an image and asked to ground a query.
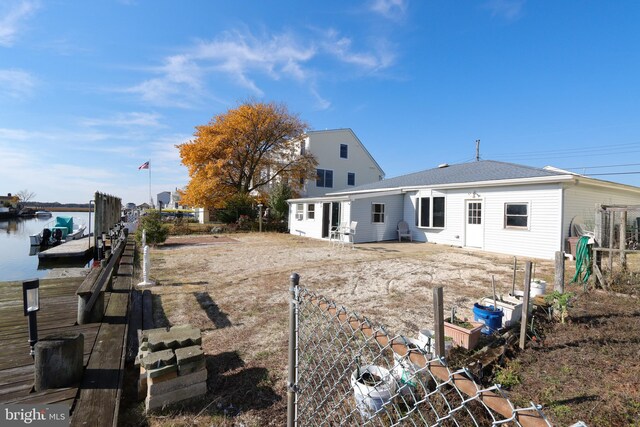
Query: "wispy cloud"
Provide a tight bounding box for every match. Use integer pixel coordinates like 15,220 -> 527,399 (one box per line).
484,0 -> 526,21
0,68 -> 37,98
80,112 -> 165,128
127,27 -> 396,109
0,0 -> 38,47
126,54 -> 204,108
321,29 -> 395,71
370,0 -> 408,20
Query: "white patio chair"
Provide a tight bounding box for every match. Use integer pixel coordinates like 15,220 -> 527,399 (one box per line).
330,222 -> 347,246
342,221 -> 358,249
397,220 -> 412,242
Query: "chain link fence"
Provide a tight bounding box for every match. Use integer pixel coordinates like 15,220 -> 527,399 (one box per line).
287,275 -> 550,427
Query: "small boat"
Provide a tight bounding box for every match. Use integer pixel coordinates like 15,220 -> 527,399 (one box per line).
30,215 -> 87,246
35,210 -> 53,218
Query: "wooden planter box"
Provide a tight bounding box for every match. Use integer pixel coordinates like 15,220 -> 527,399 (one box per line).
444,321 -> 483,350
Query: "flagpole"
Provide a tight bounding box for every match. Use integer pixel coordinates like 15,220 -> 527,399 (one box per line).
148,160 -> 152,207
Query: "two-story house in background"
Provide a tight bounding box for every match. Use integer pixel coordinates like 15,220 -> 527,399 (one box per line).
288,128 -> 384,234
299,129 -> 384,197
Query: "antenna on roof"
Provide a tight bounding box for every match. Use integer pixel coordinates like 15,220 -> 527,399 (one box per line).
475,139 -> 481,162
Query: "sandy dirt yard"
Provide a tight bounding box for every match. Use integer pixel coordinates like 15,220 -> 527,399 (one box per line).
123,233 -> 559,426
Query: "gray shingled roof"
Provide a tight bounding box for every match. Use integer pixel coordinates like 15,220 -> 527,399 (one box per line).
329,160 -> 568,194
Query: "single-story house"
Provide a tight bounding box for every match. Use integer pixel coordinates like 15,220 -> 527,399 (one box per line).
288,160 -> 640,259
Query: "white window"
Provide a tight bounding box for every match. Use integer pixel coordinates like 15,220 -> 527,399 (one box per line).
316,169 -> 333,188
372,203 -> 385,223
295,203 -> 304,221
505,203 -> 529,228
307,204 -> 315,220
340,144 -> 348,159
417,196 -> 446,228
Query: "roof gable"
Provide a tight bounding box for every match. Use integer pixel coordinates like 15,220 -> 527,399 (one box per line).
306,128 -> 385,177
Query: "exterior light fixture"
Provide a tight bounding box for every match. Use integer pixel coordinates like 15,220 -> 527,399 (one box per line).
97,236 -> 103,260
22,279 -> 40,357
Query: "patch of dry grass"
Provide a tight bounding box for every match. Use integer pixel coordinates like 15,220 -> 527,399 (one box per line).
130,232 -> 560,425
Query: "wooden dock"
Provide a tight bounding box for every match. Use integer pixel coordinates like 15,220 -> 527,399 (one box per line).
38,236 -> 94,260
0,237 -> 136,426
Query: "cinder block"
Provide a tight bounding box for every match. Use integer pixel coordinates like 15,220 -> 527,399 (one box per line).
147,368 -> 207,396
147,364 -> 178,380
138,367 -> 147,400
178,358 -> 206,376
135,348 -> 149,367
147,326 -> 201,352
175,345 -> 204,366
145,380 -> 207,412
141,348 -> 175,369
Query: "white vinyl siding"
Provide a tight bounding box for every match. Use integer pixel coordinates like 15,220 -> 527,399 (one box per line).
350,195 -> 404,242
303,129 -> 385,197
405,185 -> 563,259
562,183 -> 640,242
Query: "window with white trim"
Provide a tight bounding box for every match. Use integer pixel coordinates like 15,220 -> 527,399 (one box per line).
307,204 -> 315,220
340,144 -> 348,159
316,169 -> 333,188
417,196 -> 446,228
295,203 -> 304,221
505,203 -> 529,228
372,203 -> 385,223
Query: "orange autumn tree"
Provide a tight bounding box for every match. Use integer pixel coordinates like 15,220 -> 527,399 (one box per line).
178,101 -> 317,209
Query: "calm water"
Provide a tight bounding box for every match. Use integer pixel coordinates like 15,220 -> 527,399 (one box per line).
0,212 -> 94,282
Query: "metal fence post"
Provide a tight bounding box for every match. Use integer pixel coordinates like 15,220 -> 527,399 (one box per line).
433,286 -> 445,358
287,273 -> 300,427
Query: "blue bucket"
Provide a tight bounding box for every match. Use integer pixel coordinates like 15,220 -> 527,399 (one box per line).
473,303 -> 504,335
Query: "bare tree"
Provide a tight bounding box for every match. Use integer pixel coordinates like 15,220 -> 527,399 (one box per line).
16,189 -> 36,209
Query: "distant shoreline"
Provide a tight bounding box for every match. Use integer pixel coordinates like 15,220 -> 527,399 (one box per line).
25,206 -> 91,212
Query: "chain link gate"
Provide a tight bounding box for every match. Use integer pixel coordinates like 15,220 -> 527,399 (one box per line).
287,274 -> 550,427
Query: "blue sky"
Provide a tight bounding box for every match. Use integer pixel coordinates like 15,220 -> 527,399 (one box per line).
1,0 -> 640,204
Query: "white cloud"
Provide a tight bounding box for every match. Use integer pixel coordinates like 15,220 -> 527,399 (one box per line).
484,0 -> 526,21
126,54 -> 203,108
0,68 -> 37,98
126,27 -> 396,108
321,29 -> 395,71
370,0 -> 408,20
80,112 -> 164,128
310,86 -> 331,111
0,0 -> 38,47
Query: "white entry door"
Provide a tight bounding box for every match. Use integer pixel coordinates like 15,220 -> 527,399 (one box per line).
465,200 -> 483,248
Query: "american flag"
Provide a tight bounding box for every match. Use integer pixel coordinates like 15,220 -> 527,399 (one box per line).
138,161 -> 149,170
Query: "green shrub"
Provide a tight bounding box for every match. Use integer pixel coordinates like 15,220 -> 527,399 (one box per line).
494,361 -> 521,388
135,211 -> 169,246
217,193 -> 256,224
268,182 -> 292,221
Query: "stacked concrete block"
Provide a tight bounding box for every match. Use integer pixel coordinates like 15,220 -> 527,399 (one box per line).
135,325 -> 207,412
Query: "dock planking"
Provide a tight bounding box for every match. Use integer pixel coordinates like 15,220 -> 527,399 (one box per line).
0,237 -> 136,427
0,276 -> 99,405
38,236 -> 94,260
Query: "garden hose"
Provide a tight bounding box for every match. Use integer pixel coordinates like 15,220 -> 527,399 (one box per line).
571,236 -> 592,286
